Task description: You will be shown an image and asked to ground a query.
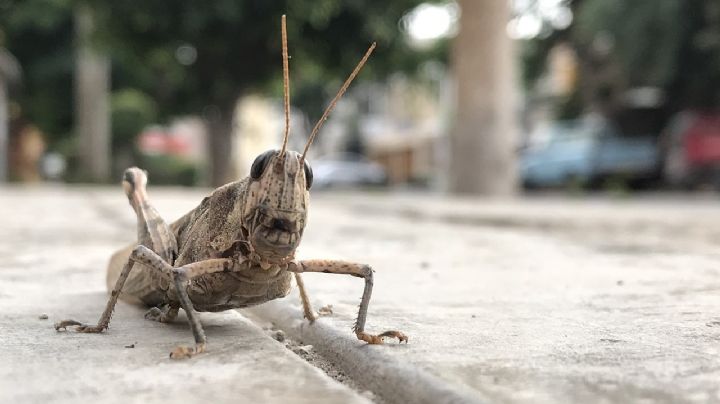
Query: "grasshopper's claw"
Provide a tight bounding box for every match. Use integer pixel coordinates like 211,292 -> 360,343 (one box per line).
379,330 -> 409,343
356,330 -> 409,344
169,343 -> 206,359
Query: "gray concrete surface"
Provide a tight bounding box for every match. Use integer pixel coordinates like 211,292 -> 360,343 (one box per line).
0,186 -> 371,404
247,301 -> 484,404
283,192 -> 720,403
3,186 -> 720,403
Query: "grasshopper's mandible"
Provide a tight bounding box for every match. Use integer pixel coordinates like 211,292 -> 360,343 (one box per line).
55,15 -> 407,358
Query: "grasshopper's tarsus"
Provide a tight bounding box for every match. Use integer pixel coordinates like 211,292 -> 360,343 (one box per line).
356,331 -> 409,345
55,16 -> 407,357
75,324 -> 107,333
54,320 -> 108,334
169,343 -> 206,360
54,319 -> 86,331
378,330 -> 409,342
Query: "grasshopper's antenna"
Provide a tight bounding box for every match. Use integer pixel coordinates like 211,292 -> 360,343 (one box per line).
300,42 -> 376,162
280,14 -> 291,157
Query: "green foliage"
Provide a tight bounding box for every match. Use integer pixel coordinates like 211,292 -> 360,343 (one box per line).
555,87 -> 584,120
0,0 -> 438,154
0,0 -> 74,146
95,0 -> 433,119
111,88 -> 157,149
574,0 -> 682,87
524,0 -> 720,115
520,38 -> 556,90
138,154 -> 200,186
673,1 -> 720,108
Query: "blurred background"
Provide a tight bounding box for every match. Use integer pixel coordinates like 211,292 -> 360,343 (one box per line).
5,4 -> 720,400
1,0 -> 719,195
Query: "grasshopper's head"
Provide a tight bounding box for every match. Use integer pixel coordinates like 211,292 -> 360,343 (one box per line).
242,150 -> 312,263
239,15 -> 373,264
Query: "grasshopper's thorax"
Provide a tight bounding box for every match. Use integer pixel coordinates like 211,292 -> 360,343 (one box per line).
241,150 -> 311,268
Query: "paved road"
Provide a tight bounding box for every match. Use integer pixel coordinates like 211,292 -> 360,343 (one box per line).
2,186 -> 720,403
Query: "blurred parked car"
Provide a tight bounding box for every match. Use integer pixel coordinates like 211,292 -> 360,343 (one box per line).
521,118 -> 660,189
312,153 -> 388,189
661,111 -> 720,189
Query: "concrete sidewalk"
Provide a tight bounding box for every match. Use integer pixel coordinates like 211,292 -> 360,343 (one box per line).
255,192 -> 720,403
0,187 -> 370,404
2,186 -> 720,403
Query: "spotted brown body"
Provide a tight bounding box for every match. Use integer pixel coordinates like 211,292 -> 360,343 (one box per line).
112,151 -> 309,314
54,15 -> 407,358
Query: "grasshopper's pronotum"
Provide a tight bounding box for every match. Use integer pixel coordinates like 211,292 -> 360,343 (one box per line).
55,15 -> 407,358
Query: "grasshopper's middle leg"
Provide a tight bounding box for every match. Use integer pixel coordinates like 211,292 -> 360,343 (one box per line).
294,273 -> 317,322
290,260 -> 408,344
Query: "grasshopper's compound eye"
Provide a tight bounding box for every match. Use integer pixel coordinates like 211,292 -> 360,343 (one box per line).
303,160 -> 313,190
250,150 -> 277,180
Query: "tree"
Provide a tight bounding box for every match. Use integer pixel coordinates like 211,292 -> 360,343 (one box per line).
75,2 -> 110,182
521,0 -> 720,128
95,0 -> 431,185
1,0 -> 439,184
449,0 -> 518,195
575,0 -> 720,112
0,0 -> 75,150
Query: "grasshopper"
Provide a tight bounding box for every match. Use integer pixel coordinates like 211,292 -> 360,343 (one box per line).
55,15 -> 407,358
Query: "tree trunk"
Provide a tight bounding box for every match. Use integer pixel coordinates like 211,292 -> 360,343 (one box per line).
449,0 -> 518,195
0,79 -> 7,182
207,103 -> 236,187
75,3 -> 111,182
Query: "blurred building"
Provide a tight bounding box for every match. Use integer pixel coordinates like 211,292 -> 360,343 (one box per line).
312,70 -> 451,187
137,118 -> 207,163
230,68 -> 451,188
232,95 -> 306,178
522,42 -> 580,144
361,73 -> 451,186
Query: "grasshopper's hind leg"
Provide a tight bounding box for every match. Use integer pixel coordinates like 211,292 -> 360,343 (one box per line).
122,167 -> 178,263
55,168 -> 179,332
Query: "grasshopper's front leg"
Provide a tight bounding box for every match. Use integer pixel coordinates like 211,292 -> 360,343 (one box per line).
54,245 -> 173,333
290,260 -> 408,344
57,246 -> 236,359
167,257 -> 236,359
